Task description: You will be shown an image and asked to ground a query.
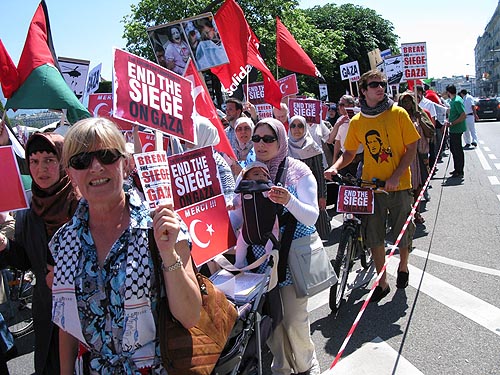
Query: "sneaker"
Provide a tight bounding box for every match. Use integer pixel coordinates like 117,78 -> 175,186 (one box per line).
464,143 -> 471,148
396,270 -> 409,288
370,285 -> 390,303
471,142 -> 477,147
450,172 -> 464,178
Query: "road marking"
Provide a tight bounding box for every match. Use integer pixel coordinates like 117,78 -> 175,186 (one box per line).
488,154 -> 497,160
495,163 -> 500,170
488,176 -> 500,185
322,336 -> 424,375
410,248 -> 500,277
498,195 -> 500,203
484,146 -> 491,151
475,147 -> 492,170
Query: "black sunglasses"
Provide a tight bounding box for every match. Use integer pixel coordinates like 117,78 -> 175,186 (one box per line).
366,81 -> 387,89
290,122 -> 305,129
69,149 -> 123,170
251,135 -> 277,143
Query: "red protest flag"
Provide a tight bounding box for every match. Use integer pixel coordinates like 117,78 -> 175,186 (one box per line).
276,17 -> 324,80
5,0 -> 90,124
213,0 -> 282,108
184,60 -> 237,160
0,40 -> 20,98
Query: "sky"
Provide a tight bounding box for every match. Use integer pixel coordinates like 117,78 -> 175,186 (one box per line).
0,0 -> 498,84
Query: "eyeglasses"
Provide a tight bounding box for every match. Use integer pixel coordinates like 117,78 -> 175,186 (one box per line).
251,135 -> 277,144
366,81 -> 387,89
290,123 -> 304,129
69,149 -> 123,170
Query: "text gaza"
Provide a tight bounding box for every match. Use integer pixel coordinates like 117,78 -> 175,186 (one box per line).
127,62 -> 183,120
404,68 -> 427,78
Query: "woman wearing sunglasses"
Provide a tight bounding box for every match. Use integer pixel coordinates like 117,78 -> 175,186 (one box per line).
49,117 -> 201,374
242,118 -> 321,374
0,132 -> 81,374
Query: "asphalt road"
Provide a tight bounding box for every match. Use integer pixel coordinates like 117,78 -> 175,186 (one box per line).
7,121 -> 500,375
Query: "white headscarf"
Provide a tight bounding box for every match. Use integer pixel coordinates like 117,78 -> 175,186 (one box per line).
234,117 -> 254,160
193,116 -> 220,149
287,115 -> 323,160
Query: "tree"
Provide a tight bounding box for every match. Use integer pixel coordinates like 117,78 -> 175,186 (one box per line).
304,3 -> 399,100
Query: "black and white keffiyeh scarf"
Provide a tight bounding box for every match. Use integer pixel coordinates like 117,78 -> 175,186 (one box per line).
360,94 -> 394,117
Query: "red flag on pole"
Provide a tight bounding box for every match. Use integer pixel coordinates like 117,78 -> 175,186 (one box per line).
0,40 -> 20,98
276,17 -> 323,80
212,0 -> 282,108
184,60 -> 236,160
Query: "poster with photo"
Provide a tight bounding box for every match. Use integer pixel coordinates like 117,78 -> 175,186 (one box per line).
147,12 -> 229,73
58,56 -> 90,101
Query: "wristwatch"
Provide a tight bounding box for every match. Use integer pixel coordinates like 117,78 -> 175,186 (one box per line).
162,254 -> 183,272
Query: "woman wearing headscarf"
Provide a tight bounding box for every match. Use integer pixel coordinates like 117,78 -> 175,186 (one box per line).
0,132 -> 81,374
239,118 -> 321,374
288,115 -> 329,239
398,91 -> 435,224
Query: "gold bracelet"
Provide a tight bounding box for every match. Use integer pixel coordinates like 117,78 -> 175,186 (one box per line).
161,254 -> 183,272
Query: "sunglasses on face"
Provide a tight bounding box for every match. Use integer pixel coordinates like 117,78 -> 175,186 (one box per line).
290,122 -> 304,129
366,81 -> 387,89
251,135 -> 277,143
69,149 -> 123,170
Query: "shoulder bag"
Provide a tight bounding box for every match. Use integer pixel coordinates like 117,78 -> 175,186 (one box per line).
149,230 -> 238,375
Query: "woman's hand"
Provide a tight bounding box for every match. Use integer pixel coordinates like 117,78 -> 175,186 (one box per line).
152,203 -> 180,257
269,185 -> 290,205
318,197 -> 327,211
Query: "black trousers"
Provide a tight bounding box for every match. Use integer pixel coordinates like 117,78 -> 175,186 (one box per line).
449,132 -> 464,174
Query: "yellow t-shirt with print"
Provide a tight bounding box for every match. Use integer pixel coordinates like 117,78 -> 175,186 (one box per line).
344,105 -> 420,191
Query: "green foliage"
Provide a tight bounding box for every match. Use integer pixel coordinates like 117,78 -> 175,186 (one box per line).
122,0 -> 398,103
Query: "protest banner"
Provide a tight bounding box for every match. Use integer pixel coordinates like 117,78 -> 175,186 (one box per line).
367,48 -> 383,70
137,131 -> 169,153
112,48 -> 195,143
289,98 -> 322,124
319,83 -> 328,102
85,63 -> 102,97
244,73 -> 298,105
58,56 -> 90,102
384,55 -> 404,85
340,61 -> 361,82
177,194 -> 236,266
168,146 -> 221,210
401,42 -> 428,81
0,146 -> 29,212
87,93 -> 133,131
255,104 -> 273,119
133,151 -> 173,210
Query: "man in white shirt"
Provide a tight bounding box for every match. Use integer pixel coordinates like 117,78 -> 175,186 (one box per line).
459,89 -> 478,147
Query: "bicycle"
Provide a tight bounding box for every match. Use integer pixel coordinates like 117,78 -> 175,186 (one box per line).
327,174 -> 385,313
1,267 -> 34,338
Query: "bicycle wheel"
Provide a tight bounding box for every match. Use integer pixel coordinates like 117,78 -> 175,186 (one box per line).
360,245 -> 373,269
329,228 -> 356,313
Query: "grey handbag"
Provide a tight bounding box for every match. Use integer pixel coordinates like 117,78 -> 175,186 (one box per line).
288,232 -> 338,298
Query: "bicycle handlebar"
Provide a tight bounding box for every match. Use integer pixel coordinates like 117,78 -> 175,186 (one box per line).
330,173 -> 385,189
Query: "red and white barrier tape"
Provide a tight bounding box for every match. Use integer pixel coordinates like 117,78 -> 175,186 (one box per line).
328,127 -> 449,371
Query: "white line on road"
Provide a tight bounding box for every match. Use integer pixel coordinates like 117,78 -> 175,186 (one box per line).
323,337 -> 424,375
488,154 -> 497,160
488,176 -> 500,185
475,147 -> 492,170
484,146 -> 491,152
498,195 -> 500,203
495,163 -> 500,170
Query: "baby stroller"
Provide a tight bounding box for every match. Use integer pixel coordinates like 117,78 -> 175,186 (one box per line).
212,178 -> 281,375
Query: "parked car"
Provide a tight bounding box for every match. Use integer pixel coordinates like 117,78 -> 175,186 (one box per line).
475,97 -> 500,120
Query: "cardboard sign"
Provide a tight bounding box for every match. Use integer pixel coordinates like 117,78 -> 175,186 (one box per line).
0,146 -> 29,212
336,186 -> 374,215
133,151 -> 173,209
87,93 -> 134,131
340,61 -> 360,81
168,146 -> 221,210
401,42 -> 428,81
288,98 -> 322,124
177,194 -> 236,266
112,48 -> 195,143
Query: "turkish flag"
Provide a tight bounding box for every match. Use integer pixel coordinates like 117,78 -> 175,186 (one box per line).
276,17 -> 323,80
0,40 -> 19,98
137,131 -> 169,153
87,93 -> 133,131
213,0 -> 282,109
183,60 -> 236,160
177,194 -> 236,266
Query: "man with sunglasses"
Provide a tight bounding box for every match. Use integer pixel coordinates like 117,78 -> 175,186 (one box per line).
324,69 -> 420,303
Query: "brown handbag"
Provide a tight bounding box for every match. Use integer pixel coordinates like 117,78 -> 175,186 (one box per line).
149,230 -> 238,375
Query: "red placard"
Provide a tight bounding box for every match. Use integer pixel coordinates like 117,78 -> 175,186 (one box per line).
177,194 -> 236,266
168,146 -> 222,210
137,131 -> 169,153
112,48 -> 195,143
336,186 -> 374,215
278,74 -> 299,97
244,73 -> 298,105
0,146 -> 29,212
288,98 -> 322,124
87,93 -> 134,131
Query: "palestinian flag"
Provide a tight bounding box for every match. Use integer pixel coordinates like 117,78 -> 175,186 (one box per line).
4,1 -> 90,124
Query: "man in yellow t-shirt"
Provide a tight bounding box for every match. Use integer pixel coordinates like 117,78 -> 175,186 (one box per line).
325,69 -> 420,303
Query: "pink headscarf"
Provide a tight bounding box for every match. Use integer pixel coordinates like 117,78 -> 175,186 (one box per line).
254,118 -> 288,181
